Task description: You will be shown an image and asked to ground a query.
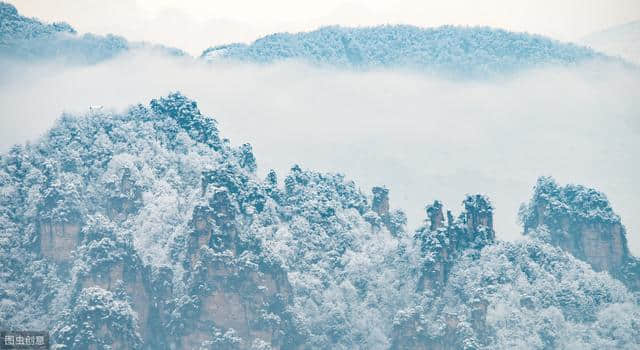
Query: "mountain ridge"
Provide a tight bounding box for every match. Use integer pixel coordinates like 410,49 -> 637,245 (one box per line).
2,1 -> 626,76
0,1 -> 185,64
1,92 -> 638,349
200,24 -> 614,77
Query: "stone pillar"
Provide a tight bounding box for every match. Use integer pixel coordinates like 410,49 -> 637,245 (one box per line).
426,201 -> 444,230
372,186 -> 390,217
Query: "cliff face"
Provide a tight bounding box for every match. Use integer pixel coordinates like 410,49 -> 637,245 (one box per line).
2,94 -> 640,350
520,177 -> 640,289
415,195 -> 494,293
178,183 -> 294,349
2,93 -> 303,349
35,168 -> 152,345
38,219 -> 81,263
520,177 -> 639,289
390,188 -> 639,350
366,186 -> 406,236
392,195 -> 495,349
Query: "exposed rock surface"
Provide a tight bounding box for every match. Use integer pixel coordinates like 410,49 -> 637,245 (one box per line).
178,182 -> 294,349
416,195 -> 495,293
2,94 -> 639,350
520,176 -> 640,290
0,93 -> 302,349
391,195 -> 495,349
38,219 -> 81,263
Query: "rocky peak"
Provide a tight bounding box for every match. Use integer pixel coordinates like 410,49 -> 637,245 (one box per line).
462,194 -> 494,243
150,92 -> 221,151
372,186 -> 390,217
364,186 -> 406,236
426,200 -> 444,230
415,195 -> 495,292
182,174 -> 296,349
520,176 -> 639,289
396,193 -> 496,349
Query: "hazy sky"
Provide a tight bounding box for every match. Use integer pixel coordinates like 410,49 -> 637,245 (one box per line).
11,0 -> 640,55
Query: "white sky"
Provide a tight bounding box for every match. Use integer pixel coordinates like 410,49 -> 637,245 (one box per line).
11,0 -> 640,55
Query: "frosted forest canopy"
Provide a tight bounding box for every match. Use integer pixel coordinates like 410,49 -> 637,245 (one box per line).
1,1 -> 640,349
1,91 -> 638,349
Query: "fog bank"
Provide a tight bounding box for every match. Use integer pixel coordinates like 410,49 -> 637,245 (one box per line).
1,54 -> 638,253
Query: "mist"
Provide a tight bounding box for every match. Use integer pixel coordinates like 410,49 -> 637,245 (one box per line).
1,53 -> 638,253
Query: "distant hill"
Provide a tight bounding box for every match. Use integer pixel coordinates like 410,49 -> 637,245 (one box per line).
202,25 -> 608,76
1,2 -> 620,74
580,20 -> 640,64
0,2 -> 185,64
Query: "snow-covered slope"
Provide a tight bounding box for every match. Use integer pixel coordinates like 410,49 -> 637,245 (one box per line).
1,93 -> 638,349
2,1 -> 619,76
0,2 -> 184,64
1,4 -> 639,350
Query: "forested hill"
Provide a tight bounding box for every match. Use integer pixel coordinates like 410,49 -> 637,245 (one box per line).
0,92 -> 639,349
0,2 -> 184,63
201,25 -> 608,76
1,2 -> 624,76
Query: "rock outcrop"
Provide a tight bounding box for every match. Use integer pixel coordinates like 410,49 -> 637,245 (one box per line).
171,171 -> 297,350
520,176 -> 640,289
365,186 -> 407,237
5,93 -> 639,350
415,195 -> 495,293
372,186 -> 390,218
26,93 -> 305,350
391,195 -> 495,349
38,219 -> 81,263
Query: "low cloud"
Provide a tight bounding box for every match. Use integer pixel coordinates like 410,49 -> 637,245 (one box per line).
1,54 -> 638,253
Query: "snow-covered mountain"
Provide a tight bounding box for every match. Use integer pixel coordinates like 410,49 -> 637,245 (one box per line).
1,3 -> 639,349
1,1 -> 622,76
0,2 -> 184,64
201,25 -> 610,77
0,92 -> 638,349
580,21 -> 640,64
